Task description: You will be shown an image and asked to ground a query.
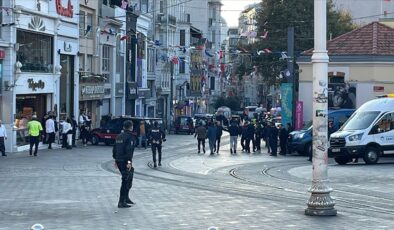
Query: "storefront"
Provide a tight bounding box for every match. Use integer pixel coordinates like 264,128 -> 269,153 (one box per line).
79,83 -> 105,129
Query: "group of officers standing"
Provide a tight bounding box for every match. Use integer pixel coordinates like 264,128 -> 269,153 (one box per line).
194,117 -> 293,157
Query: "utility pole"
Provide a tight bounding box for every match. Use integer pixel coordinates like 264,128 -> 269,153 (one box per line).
305,0 -> 337,216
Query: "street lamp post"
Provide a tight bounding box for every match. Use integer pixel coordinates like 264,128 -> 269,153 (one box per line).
305,0 -> 337,216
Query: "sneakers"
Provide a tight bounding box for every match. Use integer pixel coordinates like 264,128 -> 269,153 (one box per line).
125,198 -> 135,205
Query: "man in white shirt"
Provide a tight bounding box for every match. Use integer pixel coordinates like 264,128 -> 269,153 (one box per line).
45,115 -> 56,149
0,120 -> 7,156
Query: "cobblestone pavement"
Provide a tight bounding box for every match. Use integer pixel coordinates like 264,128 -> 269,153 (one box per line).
0,133 -> 394,230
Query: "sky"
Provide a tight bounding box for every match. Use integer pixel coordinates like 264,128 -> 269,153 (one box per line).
221,0 -> 260,27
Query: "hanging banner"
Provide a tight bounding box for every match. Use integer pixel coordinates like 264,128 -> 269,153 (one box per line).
295,101 -> 303,130
280,83 -> 293,127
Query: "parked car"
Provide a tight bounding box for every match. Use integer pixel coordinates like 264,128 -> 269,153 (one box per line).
174,116 -> 194,134
90,116 -> 163,145
329,98 -> 394,165
289,109 -> 355,156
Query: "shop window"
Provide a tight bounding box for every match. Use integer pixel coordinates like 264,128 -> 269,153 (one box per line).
17,30 -> 53,73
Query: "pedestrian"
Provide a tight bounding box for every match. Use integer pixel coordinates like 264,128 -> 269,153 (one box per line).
255,122 -> 263,153
214,121 -> 223,154
149,121 -> 166,167
245,121 -> 255,153
27,115 -> 43,156
207,121 -> 217,155
194,122 -> 207,154
269,123 -> 279,156
79,113 -> 89,146
279,124 -> 288,155
61,118 -> 73,149
225,121 -> 241,154
262,122 -> 271,153
71,115 -> 78,147
45,115 -> 56,149
286,123 -> 294,155
112,120 -> 135,208
41,114 -> 49,144
138,121 -> 147,149
0,120 -> 7,156
241,121 -> 248,152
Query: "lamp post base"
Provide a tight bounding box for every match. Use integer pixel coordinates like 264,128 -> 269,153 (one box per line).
305,181 -> 337,216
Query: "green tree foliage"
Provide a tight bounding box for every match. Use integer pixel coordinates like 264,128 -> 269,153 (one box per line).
250,0 -> 357,86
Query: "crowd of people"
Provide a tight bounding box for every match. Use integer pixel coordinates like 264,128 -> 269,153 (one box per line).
193,115 -> 294,157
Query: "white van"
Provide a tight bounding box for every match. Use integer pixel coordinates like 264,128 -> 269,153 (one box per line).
329,98 -> 394,165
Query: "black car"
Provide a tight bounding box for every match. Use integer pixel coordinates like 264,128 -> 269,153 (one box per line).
90,116 -> 163,146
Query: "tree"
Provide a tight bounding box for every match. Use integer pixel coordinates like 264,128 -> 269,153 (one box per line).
250,0 -> 357,86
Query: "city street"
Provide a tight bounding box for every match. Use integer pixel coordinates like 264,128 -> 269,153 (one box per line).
1,133 -> 394,230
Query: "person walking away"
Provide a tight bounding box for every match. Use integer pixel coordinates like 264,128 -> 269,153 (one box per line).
71,115 -> 78,147
279,124 -> 288,155
45,115 -> 56,149
214,121 -> 223,154
194,122 -> 207,154
245,122 -> 255,153
269,123 -> 279,156
149,121 -> 166,167
61,118 -> 73,149
27,115 -> 43,156
207,122 -> 217,155
255,122 -> 263,153
225,121 -> 241,154
241,121 -> 248,152
0,120 -> 7,156
112,120 -> 135,208
79,117 -> 89,147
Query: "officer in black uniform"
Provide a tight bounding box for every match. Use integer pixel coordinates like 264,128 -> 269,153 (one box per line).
149,121 -> 166,168
112,120 -> 135,208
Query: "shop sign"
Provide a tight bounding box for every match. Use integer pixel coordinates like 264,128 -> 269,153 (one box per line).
80,84 -> 105,100
28,78 -> 45,91
56,0 -> 74,18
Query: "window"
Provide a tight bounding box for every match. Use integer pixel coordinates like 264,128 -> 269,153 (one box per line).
79,54 -> 85,71
79,11 -> 85,37
17,30 -> 53,73
186,14 -> 190,23
180,29 -> 185,46
212,30 -> 216,44
102,45 -> 111,83
141,0 -> 148,13
86,55 -> 93,72
147,48 -> 155,73
376,113 -> 394,133
159,1 -> 164,13
179,57 -> 185,74
86,13 -> 93,38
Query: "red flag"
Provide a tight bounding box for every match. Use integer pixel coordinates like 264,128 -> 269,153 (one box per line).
120,35 -> 128,41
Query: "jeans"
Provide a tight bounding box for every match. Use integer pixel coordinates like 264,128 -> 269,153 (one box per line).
197,138 -> 205,152
208,138 -> 215,154
230,136 -> 238,152
214,136 -> 221,152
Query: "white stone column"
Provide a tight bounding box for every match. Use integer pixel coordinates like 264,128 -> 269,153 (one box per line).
305,0 -> 337,216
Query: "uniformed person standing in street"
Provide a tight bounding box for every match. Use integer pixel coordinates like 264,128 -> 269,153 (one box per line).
149,121 -> 166,168
112,120 -> 135,208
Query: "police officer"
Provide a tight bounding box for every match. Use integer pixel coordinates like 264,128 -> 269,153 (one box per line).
112,120 -> 135,208
269,123 -> 279,156
149,121 -> 166,168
